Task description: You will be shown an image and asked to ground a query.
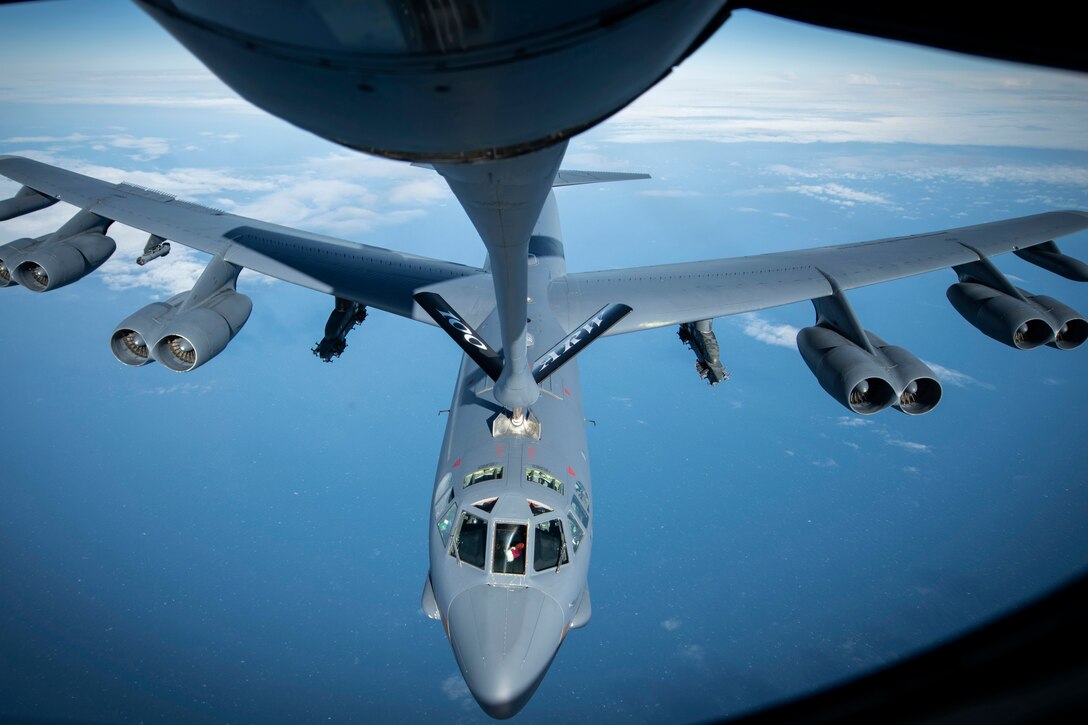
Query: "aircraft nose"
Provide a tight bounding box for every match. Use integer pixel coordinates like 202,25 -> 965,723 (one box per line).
447,585 -> 565,719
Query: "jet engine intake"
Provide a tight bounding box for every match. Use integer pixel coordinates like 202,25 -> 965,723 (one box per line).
110,257 -> 252,372
946,282 -> 1086,350
877,340 -> 943,415
797,326 -> 942,416
153,293 -> 252,372
0,237 -> 38,288
1028,294 -> 1088,350
10,232 -> 117,292
110,300 -> 175,367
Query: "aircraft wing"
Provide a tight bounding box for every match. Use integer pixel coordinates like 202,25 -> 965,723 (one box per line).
550,211 -> 1088,336
0,155 -> 489,322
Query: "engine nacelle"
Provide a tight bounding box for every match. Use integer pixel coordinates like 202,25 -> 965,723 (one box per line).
798,326 -> 942,416
8,232 -> 116,292
946,282 -> 1085,350
110,290 -> 252,372
154,292 -> 252,372
798,326 -> 897,415
1013,241 -> 1088,282
0,186 -> 57,222
110,299 -> 179,367
1027,294 -> 1088,350
875,338 -> 943,415
0,237 -> 38,288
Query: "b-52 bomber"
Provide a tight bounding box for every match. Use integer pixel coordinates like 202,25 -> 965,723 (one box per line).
3,152 -> 1088,717
4,0 -> 1088,719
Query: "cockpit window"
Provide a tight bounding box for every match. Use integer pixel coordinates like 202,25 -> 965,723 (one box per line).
473,497 -> 498,513
526,467 -> 564,495
534,519 -> 569,572
566,512 -> 584,554
436,500 -> 457,547
450,512 -> 487,569
571,490 -> 590,529
528,499 -> 553,516
574,480 -> 590,512
492,522 -> 528,575
433,472 -> 453,517
463,465 -> 503,488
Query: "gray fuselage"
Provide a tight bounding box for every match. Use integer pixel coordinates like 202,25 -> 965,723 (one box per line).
424,194 -> 593,718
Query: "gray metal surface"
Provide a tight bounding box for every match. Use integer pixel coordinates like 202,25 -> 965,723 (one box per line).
133,0 -> 727,160
552,211 -> 1088,335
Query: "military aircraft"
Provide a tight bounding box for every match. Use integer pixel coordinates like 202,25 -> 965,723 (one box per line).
3,154 -> 1088,717
3,0 -> 1088,719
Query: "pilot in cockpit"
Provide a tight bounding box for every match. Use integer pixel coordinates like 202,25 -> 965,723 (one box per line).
504,541 -> 525,563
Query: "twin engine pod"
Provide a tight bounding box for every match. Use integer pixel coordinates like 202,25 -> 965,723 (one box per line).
110,289 -> 252,372
946,282 -> 1088,351
0,232 -> 116,292
797,326 -> 942,416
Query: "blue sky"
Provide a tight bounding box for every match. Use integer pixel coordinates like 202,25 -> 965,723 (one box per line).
2,2 -> 1088,723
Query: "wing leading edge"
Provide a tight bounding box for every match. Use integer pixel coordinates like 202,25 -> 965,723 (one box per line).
551,211 -> 1088,335
0,155 -> 489,323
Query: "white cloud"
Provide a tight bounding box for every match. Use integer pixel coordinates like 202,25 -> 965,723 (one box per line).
1,133 -> 92,144
812,457 -> 839,468
96,223 -> 209,295
903,164 -> 1088,187
600,58 -> 1088,150
6,150 -> 279,197
736,313 -> 799,348
847,74 -> 880,86
922,360 -> 996,390
788,183 -> 895,208
441,674 -> 471,703
28,95 -> 253,111
107,135 -> 171,161
836,416 -> 872,428
237,178 -> 426,236
140,382 -> 214,396
387,177 -> 450,206
3,133 -> 170,160
883,437 -> 932,454
679,644 -> 705,662
661,618 -> 683,632
637,189 -> 702,198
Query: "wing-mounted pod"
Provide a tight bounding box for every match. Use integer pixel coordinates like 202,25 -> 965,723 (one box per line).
947,252 -> 1087,350
678,319 -> 729,385
312,297 -> 368,362
798,275 -> 941,416
0,185 -> 57,221
110,255 -> 252,372
0,210 -> 116,292
1013,240 -> 1088,282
